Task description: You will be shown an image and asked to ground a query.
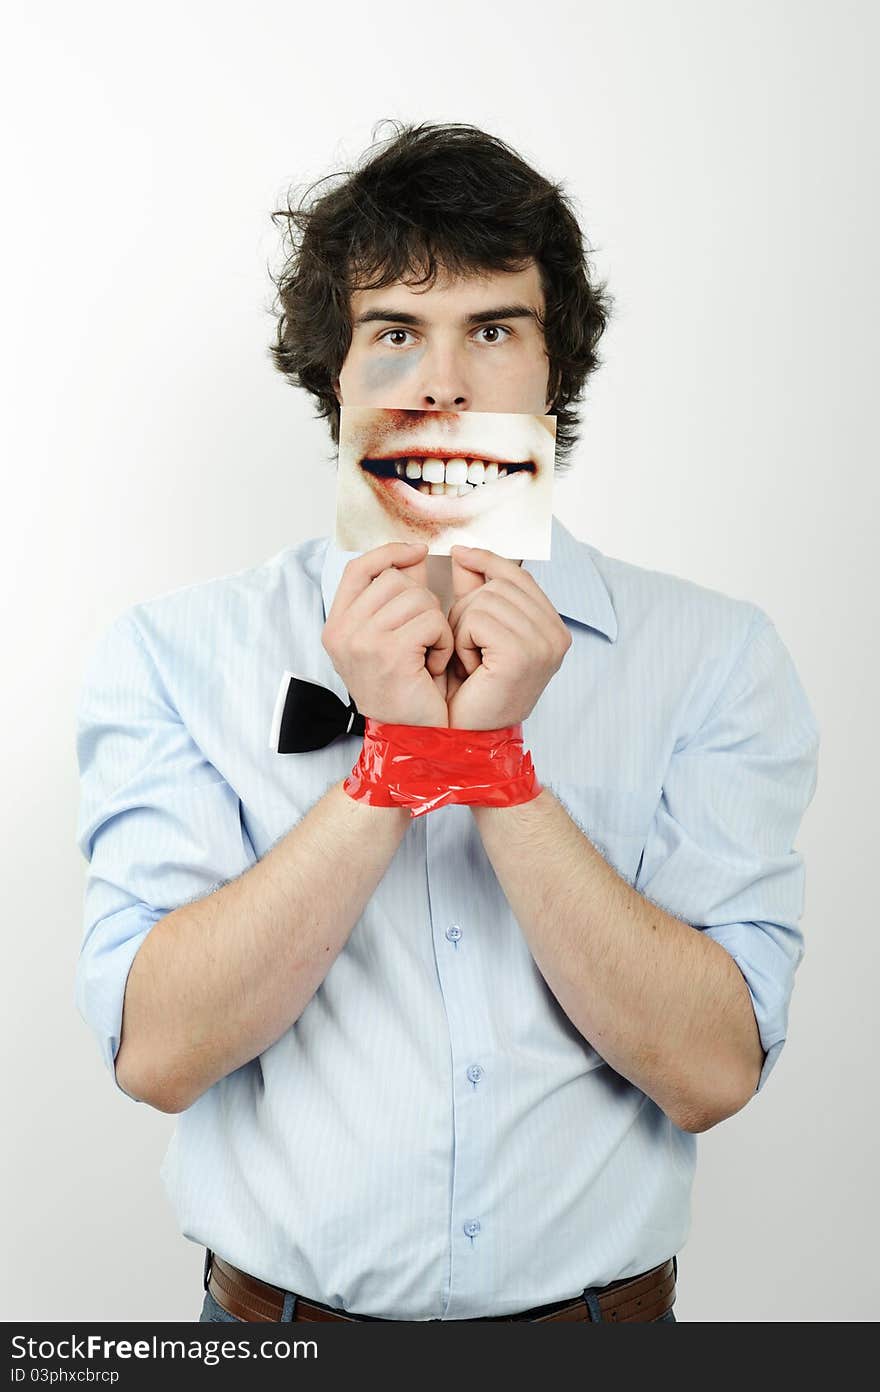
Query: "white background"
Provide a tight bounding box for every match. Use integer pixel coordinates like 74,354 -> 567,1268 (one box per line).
2,0 -> 876,1322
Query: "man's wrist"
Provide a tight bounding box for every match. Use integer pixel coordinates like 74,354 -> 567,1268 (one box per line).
343,718 -> 542,818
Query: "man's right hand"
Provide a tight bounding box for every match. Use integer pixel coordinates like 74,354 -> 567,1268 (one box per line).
322,542 -> 454,727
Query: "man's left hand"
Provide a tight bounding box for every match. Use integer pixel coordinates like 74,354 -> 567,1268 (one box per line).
443,545 -> 572,730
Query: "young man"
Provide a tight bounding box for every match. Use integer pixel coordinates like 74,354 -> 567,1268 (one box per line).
74,122 -> 820,1324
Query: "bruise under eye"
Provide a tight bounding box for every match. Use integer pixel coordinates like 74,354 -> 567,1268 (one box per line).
360,350 -> 422,391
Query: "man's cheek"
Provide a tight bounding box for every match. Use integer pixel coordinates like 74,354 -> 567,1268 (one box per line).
360,346 -> 425,397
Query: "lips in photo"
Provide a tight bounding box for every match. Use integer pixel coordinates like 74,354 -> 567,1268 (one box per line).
359,448 -> 537,522
335,407 -> 556,557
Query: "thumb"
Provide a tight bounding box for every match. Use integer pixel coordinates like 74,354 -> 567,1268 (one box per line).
395,542 -> 430,590
451,551 -> 484,603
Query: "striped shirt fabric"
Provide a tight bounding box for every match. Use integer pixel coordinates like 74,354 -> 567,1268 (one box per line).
74,514 -> 820,1319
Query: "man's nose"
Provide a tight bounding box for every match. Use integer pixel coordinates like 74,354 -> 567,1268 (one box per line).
415,347 -> 471,411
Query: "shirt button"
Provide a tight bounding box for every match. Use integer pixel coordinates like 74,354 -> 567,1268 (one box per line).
445,925 -> 462,942
463,1220 -> 481,1239
466,1064 -> 483,1084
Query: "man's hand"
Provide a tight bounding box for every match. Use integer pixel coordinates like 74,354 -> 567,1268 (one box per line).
443,545 -> 572,730
322,542 -> 454,727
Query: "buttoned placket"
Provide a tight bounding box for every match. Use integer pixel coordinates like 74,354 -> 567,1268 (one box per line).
424,802 -> 494,1316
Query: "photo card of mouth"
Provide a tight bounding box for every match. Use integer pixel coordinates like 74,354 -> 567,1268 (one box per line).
335,406 -> 556,558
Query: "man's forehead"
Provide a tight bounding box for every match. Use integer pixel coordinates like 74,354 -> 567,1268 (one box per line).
349,261 -> 544,314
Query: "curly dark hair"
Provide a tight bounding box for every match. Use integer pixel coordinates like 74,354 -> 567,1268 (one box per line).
266,120 -> 614,473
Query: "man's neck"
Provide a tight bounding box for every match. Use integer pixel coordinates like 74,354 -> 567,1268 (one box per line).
426,555 -> 455,614
426,553 -> 523,615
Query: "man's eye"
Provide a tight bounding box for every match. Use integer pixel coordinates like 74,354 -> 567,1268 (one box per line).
474,325 -> 511,344
378,329 -> 416,347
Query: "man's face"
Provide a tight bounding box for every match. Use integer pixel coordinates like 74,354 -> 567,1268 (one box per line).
334,261 -> 556,549
336,260 -> 552,416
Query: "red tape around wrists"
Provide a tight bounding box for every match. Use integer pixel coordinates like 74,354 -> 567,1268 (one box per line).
343,718 -> 543,818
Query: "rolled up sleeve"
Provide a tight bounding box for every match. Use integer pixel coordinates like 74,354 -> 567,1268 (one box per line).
74,613 -> 255,1099
635,612 -> 820,1095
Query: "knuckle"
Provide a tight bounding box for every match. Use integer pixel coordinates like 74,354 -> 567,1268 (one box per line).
377,569 -> 408,598
368,569 -> 391,595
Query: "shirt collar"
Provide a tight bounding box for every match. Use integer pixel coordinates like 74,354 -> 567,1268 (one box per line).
319,514 -> 618,642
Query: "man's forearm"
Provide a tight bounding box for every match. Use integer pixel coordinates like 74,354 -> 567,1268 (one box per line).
115,781 -> 410,1113
471,788 -> 764,1132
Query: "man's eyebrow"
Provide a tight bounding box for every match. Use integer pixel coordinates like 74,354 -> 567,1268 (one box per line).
353,304 -> 541,328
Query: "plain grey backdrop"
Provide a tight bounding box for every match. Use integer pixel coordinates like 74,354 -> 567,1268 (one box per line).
2,0 -> 876,1322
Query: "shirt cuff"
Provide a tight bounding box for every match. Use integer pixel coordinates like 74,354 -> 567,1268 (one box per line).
700,919 -> 798,1095
74,904 -> 159,1102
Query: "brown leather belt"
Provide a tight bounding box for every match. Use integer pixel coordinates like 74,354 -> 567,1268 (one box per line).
205,1250 -> 677,1323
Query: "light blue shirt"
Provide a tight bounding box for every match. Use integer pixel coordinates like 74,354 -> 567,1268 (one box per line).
74,515 -> 819,1319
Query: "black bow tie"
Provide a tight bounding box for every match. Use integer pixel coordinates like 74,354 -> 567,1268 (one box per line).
272,672 -> 366,753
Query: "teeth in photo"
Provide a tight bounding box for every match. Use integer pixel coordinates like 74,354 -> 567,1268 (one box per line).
444,458 -> 469,485
389,456 -> 522,493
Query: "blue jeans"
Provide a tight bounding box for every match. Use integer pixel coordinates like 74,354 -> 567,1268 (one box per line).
199,1254 -> 678,1323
